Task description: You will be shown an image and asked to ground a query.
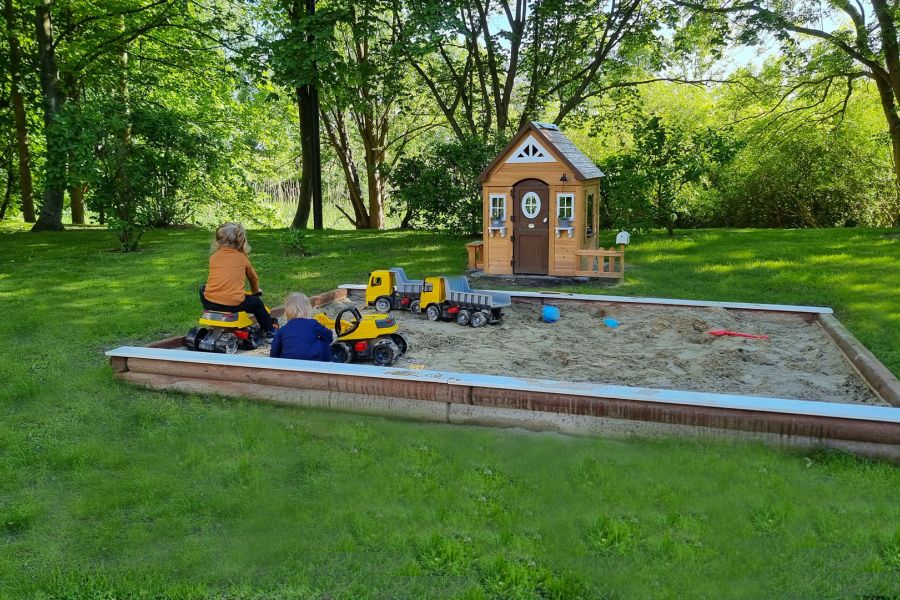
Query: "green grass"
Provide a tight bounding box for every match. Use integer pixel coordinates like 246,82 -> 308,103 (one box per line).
1,225 -> 899,599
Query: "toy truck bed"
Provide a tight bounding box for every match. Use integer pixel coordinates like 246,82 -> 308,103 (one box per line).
445,277 -> 511,310
390,267 -> 424,295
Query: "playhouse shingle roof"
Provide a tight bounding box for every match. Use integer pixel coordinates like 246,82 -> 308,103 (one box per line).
478,121 -> 604,182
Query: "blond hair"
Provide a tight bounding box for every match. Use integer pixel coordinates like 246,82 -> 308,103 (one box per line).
284,292 -> 314,320
213,222 -> 250,254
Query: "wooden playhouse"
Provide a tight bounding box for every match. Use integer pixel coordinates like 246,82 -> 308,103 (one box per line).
470,121 -> 624,278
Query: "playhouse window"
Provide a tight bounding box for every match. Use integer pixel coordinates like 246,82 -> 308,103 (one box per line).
521,192 -> 541,219
557,193 -> 574,222
489,194 -> 506,222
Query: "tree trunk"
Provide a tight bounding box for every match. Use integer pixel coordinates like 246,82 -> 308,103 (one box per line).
873,75 -> 900,225
1,161 -> 13,220
32,0 -> 66,232
289,0 -> 323,230
115,14 -> 138,250
292,86 -> 313,229
321,108 -> 370,228
70,184 -> 85,225
4,0 -> 35,222
361,119 -> 385,230
65,72 -> 85,225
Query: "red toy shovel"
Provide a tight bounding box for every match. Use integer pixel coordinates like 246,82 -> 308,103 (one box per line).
708,329 -> 769,340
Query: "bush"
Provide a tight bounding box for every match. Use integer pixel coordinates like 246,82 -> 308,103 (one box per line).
279,228 -> 312,256
390,135 -> 505,235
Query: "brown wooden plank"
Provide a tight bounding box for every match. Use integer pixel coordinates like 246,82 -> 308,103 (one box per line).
125,358 -> 470,404
818,313 -> 900,407
469,387 -> 900,445
119,371 -> 451,423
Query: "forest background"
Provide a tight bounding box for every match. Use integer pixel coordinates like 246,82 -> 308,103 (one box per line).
3,0 -> 900,250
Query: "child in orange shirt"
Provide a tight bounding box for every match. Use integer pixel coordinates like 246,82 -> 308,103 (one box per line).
200,223 -> 276,340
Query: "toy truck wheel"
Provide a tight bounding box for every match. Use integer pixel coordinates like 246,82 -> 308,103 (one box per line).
372,339 -> 400,366
456,309 -> 471,326
390,333 -> 410,355
243,325 -> 262,350
185,327 -> 206,350
215,335 -> 239,354
470,311 -> 488,328
331,342 -> 353,363
426,304 -> 441,321
375,297 -> 393,313
410,299 -> 421,315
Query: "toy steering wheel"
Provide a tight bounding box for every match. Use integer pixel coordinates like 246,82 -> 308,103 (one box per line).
334,306 -> 362,337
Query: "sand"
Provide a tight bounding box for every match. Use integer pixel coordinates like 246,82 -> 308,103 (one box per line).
241,297 -> 883,406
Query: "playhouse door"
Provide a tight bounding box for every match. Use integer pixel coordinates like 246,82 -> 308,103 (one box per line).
512,179 -> 550,275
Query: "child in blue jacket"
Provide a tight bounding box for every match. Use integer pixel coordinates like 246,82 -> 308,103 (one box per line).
270,293 -> 333,361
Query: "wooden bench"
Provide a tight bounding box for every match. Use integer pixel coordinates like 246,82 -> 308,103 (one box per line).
465,240 -> 484,270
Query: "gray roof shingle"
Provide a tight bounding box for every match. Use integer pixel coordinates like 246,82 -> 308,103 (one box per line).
532,122 -> 604,179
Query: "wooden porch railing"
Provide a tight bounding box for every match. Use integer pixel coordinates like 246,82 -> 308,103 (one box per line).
574,248 -> 625,278
466,240 -> 484,270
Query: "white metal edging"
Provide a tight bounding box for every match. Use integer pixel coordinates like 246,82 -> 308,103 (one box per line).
338,284 -> 832,314
106,346 -> 899,424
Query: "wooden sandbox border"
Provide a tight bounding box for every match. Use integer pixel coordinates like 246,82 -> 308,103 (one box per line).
108,287 -> 900,461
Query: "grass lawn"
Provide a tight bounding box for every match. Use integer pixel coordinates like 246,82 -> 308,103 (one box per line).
1,225 -> 899,599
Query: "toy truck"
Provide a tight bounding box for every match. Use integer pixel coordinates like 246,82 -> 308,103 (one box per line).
365,267 -> 425,314
419,276 -> 511,327
314,306 -> 409,366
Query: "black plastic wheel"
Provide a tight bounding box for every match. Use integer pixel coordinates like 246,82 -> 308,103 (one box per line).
185,327 -> 205,350
470,311 -> 488,328
331,342 -> 353,363
390,333 -> 410,355
426,304 -> 441,321
375,297 -> 392,313
372,339 -> 399,366
410,299 -> 421,314
215,335 -> 239,354
243,325 -> 262,349
456,309 -> 471,326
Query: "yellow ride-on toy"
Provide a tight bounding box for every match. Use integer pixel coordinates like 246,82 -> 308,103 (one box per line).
185,291 -> 278,354
314,306 -> 409,366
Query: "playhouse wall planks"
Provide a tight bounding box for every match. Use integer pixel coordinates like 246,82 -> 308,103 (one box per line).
479,122 -> 614,278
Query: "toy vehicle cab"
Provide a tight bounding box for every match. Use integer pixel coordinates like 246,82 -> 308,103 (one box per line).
365,267 -> 425,314
314,306 -> 409,366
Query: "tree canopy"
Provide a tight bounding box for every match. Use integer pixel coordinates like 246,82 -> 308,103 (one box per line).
1,0 -> 897,246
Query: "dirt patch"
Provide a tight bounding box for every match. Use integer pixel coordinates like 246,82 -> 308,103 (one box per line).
241,297 -> 883,405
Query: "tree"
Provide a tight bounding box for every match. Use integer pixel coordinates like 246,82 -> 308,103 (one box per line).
677,0 -> 900,225
395,0 -> 674,142
602,115 -> 739,235
31,0 -> 67,231
390,135 -> 504,234
3,0 -> 35,222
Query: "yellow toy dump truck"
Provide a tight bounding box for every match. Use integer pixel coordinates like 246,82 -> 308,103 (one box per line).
314,306 -> 409,366
419,276 -> 511,327
365,267 -> 425,314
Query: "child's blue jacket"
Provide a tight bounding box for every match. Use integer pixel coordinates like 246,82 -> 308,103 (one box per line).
270,318 -> 333,361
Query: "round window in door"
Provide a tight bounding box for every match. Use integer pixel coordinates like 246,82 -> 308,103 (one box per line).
521,192 -> 541,219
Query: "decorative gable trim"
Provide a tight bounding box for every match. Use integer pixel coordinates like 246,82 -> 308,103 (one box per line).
505,135 -> 555,163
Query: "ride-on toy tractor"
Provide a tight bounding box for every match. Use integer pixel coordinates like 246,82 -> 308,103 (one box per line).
365,267 -> 425,314
314,306 -> 409,366
185,292 -> 277,354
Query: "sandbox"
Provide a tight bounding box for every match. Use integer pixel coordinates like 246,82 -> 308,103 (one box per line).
241,296 -> 882,406
108,286 -> 900,461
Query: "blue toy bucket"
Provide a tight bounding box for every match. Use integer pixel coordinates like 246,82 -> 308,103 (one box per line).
541,305 -> 560,323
